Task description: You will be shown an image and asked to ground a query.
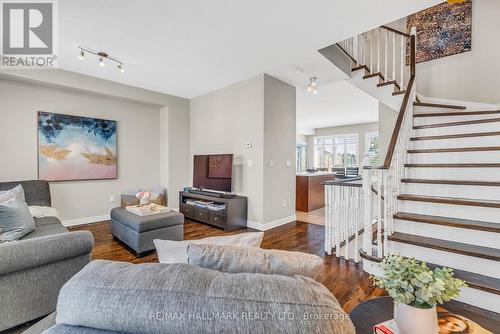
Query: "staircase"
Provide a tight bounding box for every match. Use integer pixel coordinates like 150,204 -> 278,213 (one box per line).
322,25 -> 500,313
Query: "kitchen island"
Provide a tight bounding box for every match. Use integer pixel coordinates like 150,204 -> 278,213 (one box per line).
296,172 -> 337,212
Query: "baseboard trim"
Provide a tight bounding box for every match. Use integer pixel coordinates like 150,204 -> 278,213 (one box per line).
63,214 -> 110,227
247,215 -> 297,231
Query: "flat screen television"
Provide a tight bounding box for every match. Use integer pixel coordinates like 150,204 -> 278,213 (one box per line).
193,154 -> 233,192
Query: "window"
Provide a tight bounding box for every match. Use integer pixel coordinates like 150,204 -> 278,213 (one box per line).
296,144 -> 307,172
314,134 -> 358,169
365,132 -> 380,166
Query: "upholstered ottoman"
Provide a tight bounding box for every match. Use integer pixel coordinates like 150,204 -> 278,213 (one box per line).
110,208 -> 184,257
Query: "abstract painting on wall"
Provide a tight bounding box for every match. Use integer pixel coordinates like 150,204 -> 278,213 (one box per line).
38,112 -> 117,181
407,0 -> 472,63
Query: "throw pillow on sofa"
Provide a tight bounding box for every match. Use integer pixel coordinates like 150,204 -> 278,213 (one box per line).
187,243 -> 324,279
0,184 -> 25,203
153,231 -> 264,264
0,197 -> 35,242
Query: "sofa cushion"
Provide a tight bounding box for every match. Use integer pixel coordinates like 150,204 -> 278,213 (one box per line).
110,207 -> 183,232
0,180 -> 51,207
0,198 -> 36,242
187,244 -> 323,279
54,260 -> 354,334
21,223 -> 68,240
154,232 -> 264,264
34,216 -> 63,227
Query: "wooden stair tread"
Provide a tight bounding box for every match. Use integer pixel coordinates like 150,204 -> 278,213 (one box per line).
425,263 -> 500,295
388,232 -> 500,261
413,102 -> 466,110
363,72 -> 384,80
414,118 -> 500,129
394,212 -> 500,233
401,178 -> 500,187
408,147 -> 500,153
414,110 -> 500,118
397,194 -> 500,208
392,90 -> 406,96
377,80 -> 396,88
405,163 -> 500,168
359,250 -> 500,294
352,65 -> 369,72
411,131 -> 500,141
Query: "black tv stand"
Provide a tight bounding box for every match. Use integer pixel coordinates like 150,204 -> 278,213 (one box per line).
179,191 -> 247,232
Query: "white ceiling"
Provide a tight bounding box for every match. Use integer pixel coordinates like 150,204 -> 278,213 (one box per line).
296,81 -> 378,133
57,0 -> 442,98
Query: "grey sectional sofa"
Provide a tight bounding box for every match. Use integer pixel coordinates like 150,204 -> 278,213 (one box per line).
43,260 -> 355,334
0,180 -> 94,331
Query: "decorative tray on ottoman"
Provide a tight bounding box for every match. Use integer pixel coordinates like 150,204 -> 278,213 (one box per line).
126,204 -> 170,216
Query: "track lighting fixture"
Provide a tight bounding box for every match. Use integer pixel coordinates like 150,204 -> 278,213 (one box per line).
77,46 -> 125,74
307,77 -> 318,95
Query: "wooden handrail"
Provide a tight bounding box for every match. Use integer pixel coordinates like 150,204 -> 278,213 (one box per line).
336,42 -> 358,64
381,25 -> 411,38
381,33 -> 416,168
383,76 -> 415,167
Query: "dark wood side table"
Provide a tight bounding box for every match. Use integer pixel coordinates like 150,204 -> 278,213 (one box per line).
349,297 -> 499,334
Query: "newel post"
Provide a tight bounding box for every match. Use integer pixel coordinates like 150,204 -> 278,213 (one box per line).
410,26 -> 417,78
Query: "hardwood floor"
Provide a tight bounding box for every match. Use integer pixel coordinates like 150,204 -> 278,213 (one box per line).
69,219 -> 384,313
295,208 -> 325,226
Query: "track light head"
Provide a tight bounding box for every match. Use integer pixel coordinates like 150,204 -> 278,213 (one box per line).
79,47 -> 124,73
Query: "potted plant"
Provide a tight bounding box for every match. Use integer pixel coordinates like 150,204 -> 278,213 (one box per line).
372,253 -> 466,334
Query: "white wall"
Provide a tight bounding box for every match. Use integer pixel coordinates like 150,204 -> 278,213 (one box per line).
263,75 -> 296,225
388,0 -> 500,104
190,75 -> 265,224
378,102 -> 398,160
160,106 -> 190,209
0,80 -> 159,222
190,74 -> 296,229
0,71 -> 190,225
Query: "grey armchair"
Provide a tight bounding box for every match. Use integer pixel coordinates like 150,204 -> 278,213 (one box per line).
0,180 -> 94,331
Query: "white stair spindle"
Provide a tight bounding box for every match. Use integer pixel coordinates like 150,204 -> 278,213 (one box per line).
376,170 -> 383,257
392,32 -> 396,82
400,35 -> 405,89
325,185 -> 331,254
384,29 -> 388,80
377,28 -> 381,73
370,30 -> 373,72
362,168 -> 372,255
344,187 -> 350,260
335,186 -> 340,256
383,171 -> 389,255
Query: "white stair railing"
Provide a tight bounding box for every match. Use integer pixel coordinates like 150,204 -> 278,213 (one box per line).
325,178 -> 365,262
361,28 -> 417,259
332,26 -> 417,260
337,25 -> 414,92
